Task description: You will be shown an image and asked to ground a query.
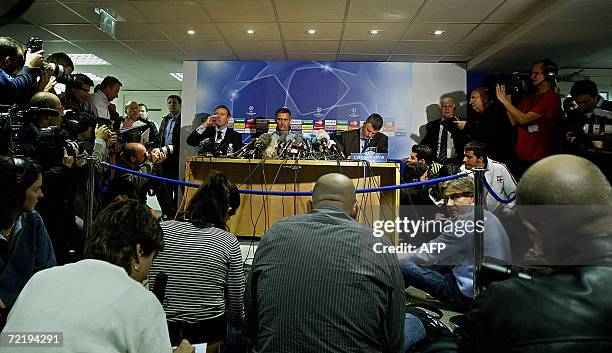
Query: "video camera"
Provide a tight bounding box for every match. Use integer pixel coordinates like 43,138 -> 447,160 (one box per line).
483,72 -> 532,99
0,105 -> 80,166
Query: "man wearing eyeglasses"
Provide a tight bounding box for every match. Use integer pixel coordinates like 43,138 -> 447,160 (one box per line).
59,73 -> 94,113
398,177 -> 511,312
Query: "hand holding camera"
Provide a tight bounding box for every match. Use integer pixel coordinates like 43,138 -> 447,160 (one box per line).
95,124 -> 111,141
25,48 -> 44,69
150,147 -> 167,164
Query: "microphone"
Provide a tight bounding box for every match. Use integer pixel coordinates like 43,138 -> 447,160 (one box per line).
198,137 -> 214,155
481,262 -> 531,280
152,271 -> 168,305
255,133 -> 272,150
328,140 -> 345,159
278,134 -> 295,159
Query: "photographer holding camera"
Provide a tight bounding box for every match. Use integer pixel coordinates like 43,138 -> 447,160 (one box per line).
109,142 -> 165,204
0,37 -> 43,105
495,59 -> 561,178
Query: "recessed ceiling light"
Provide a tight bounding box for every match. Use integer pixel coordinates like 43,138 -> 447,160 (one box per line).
368,29 -> 381,35
67,54 -> 110,65
307,29 -> 317,34
246,29 -> 255,34
187,29 -> 195,35
170,73 -> 183,81
431,30 -> 446,35
80,72 -> 104,82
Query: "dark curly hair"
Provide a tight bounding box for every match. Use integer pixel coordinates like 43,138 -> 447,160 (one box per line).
84,200 -> 164,274
185,171 -> 240,231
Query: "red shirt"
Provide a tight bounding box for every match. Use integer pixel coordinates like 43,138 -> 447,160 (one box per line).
515,90 -> 561,161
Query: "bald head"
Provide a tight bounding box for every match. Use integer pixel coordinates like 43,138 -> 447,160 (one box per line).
518,154 -> 612,206
30,92 -> 61,110
518,155 -> 612,261
312,173 -> 357,214
123,142 -> 146,167
30,92 -> 62,128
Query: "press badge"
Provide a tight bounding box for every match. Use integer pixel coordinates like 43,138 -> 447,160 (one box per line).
528,125 -> 539,133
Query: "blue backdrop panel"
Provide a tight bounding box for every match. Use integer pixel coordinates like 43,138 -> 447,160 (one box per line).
196,61 -> 413,159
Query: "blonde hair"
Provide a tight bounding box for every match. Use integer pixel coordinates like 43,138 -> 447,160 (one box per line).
442,178 -> 474,198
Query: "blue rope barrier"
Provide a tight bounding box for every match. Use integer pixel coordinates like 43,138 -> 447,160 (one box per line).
483,179 -> 516,204
102,161 -> 467,196
102,162 -> 200,188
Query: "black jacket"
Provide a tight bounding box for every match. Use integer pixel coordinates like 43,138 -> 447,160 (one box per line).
186,126 -> 243,155
335,128 -> 388,157
464,235 -> 612,353
421,117 -> 465,163
463,102 -> 515,165
157,113 -> 181,178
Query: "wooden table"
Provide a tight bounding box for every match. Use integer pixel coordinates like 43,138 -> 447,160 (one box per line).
184,157 -> 400,243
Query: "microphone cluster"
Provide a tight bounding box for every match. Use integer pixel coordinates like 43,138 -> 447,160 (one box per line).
275,130 -> 344,160
225,130 -> 345,160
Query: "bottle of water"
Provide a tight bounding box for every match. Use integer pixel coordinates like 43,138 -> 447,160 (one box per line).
227,143 -> 234,156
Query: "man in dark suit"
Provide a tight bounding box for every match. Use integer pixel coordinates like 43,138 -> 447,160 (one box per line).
421,98 -> 465,164
336,113 -> 388,157
186,104 -> 242,155
154,94 -> 182,217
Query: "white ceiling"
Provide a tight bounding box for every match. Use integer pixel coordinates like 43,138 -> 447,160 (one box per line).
2,0 -> 611,90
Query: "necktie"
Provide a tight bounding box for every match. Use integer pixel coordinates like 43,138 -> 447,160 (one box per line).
438,127 -> 448,163
362,139 -> 370,153
216,130 -> 222,142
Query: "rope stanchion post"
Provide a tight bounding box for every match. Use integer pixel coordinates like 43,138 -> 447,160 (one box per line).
83,156 -> 96,239
473,167 -> 486,298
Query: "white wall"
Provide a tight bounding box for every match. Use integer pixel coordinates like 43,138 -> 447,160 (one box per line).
117,90 -> 181,128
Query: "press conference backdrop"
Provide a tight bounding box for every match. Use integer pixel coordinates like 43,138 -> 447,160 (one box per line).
181,61 -> 466,165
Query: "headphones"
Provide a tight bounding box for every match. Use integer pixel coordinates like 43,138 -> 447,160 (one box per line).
538,58 -> 558,82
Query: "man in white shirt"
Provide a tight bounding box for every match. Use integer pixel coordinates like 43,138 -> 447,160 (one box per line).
460,141 -> 517,213
85,76 -> 121,119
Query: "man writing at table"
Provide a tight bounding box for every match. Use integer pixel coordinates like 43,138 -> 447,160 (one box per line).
336,113 -> 388,157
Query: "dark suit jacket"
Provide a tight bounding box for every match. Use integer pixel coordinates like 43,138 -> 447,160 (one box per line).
186,126 -> 243,154
157,113 -> 181,178
336,128 -> 388,157
421,117 -> 465,163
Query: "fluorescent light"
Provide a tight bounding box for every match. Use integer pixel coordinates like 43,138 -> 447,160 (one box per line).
307,29 -> 317,34
368,29 -> 381,35
431,30 -> 446,35
246,29 -> 255,34
187,29 -> 195,35
67,54 -> 110,65
80,72 -> 104,82
170,73 -> 183,81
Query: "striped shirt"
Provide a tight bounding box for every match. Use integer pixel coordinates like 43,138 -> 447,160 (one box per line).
148,221 -> 244,326
247,206 -> 405,353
